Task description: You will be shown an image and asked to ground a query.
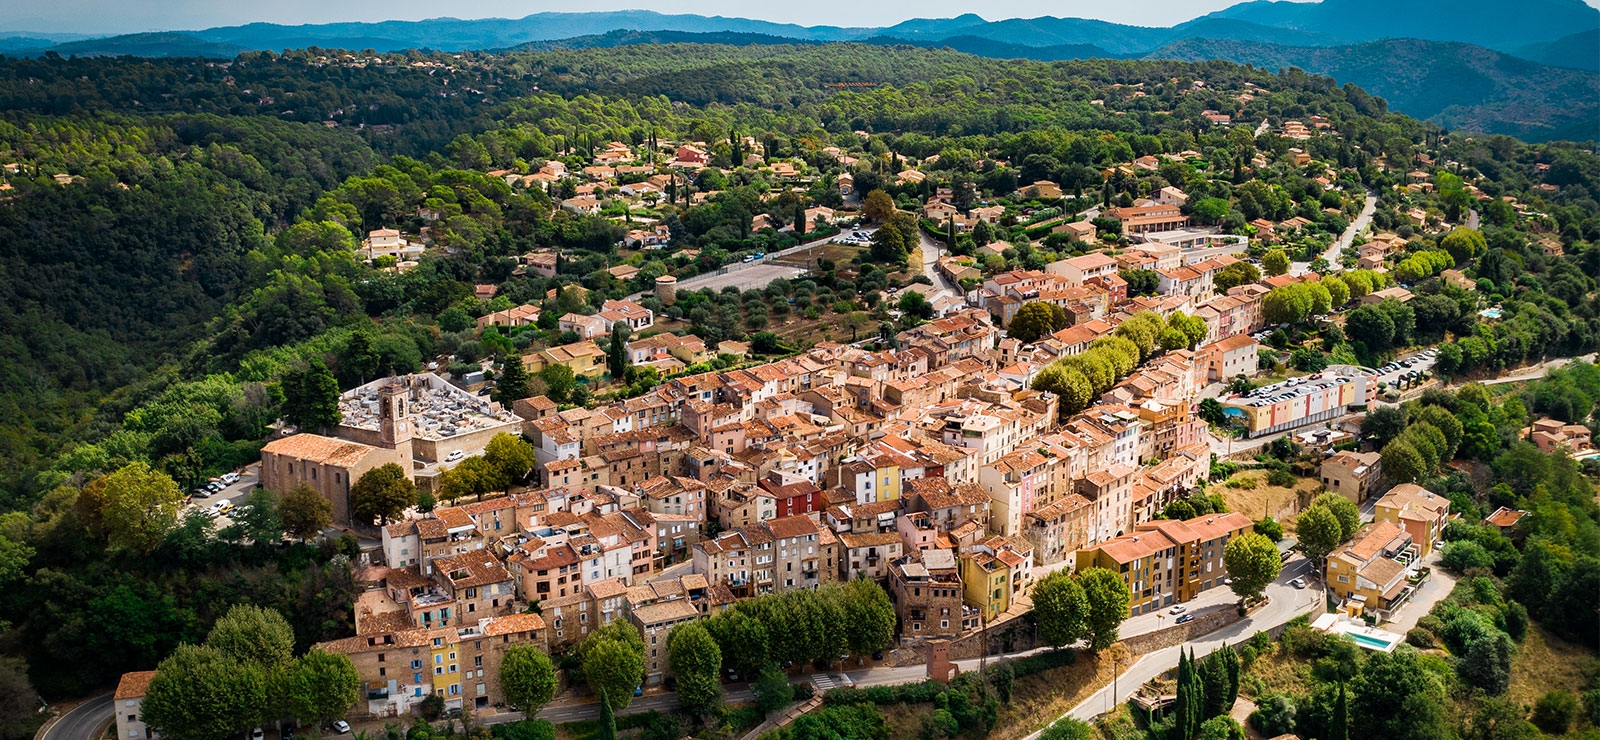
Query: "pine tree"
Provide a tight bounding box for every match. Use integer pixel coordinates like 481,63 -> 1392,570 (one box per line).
493,356 -> 533,405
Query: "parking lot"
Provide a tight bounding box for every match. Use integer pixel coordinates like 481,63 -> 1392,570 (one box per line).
1368,348 -> 1438,392
184,463 -> 260,525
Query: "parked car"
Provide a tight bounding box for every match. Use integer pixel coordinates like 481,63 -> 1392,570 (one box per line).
1176,613 -> 1196,624
332,720 -> 352,734
251,728 -> 265,740
446,450 -> 466,462
1290,578 -> 1307,589
221,472 -> 240,485
211,498 -> 231,512
1168,605 -> 1187,615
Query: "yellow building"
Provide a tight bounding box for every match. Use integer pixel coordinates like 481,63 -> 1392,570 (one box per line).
523,339 -> 607,379
1074,512 -> 1252,616
958,536 -> 1034,621
430,632 -> 462,702
1373,483 -> 1450,557
1326,520 -> 1417,619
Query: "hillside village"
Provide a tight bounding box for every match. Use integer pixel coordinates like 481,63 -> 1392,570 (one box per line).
9,44 -> 1598,740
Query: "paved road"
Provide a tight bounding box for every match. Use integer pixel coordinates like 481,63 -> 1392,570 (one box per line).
919,231 -> 960,294
1291,192 -> 1376,276
40,694 -> 113,740
1055,558 -> 1324,726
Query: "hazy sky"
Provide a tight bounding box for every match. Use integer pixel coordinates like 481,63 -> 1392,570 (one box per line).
2,0 -> 1297,35
7,0 -> 1600,36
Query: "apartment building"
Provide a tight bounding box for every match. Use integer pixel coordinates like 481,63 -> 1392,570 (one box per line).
1074,512 -> 1252,616
1326,520 -> 1418,620
887,549 -> 977,639
1320,451 -> 1383,504
1373,484 -> 1451,558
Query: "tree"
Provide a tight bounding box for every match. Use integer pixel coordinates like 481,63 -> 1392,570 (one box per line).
1123,269 -> 1160,297
1031,570 -> 1089,648
1531,690 -> 1578,734
1033,364 -> 1093,417
338,329 -> 382,386
1197,716 -> 1245,740
350,463 -> 416,525
1297,505 -> 1344,565
1345,305 -> 1395,351
1310,493 -> 1363,541
205,604 -> 295,670
281,357 -> 342,431
1350,647 -> 1450,740
1361,406 -> 1408,448
1262,249 -> 1290,276
1040,717 -> 1093,740
280,482 -> 333,541
1381,440 -> 1428,485
494,356 -> 533,405
666,622 -> 722,715
862,189 -> 894,221
499,644 -> 558,716
582,621 -> 646,710
753,664 -> 795,715
1330,681 -> 1348,740
1198,398 -> 1228,427
607,324 -> 631,378
1008,301 -> 1067,343
1224,533 -> 1282,601
1440,227 -> 1487,264
484,433 -> 537,486
898,291 -> 934,320
1078,568 -> 1130,651
1321,275 -> 1351,308
438,455 -> 498,501
285,649 -> 360,726
1459,631 -> 1514,695
1440,541 -> 1494,573
81,462 -> 185,554
836,579 -> 897,657
1215,262 -> 1261,292
538,364 -> 577,404
142,644 -> 268,740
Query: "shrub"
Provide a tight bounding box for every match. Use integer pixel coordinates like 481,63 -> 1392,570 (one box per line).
1267,469 -> 1296,487
1405,628 -> 1435,648
1532,690 -> 1578,734
1249,693 -> 1298,736
1253,518 -> 1284,543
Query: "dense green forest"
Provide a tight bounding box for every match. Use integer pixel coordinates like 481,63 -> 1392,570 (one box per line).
0,43 -> 1598,717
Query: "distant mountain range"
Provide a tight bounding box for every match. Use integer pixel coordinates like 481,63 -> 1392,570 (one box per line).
2,0 -> 1596,141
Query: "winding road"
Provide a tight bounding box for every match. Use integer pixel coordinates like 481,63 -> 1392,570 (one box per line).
39,694 -> 113,740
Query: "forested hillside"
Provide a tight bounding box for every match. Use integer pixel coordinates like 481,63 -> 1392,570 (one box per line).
0,42 -> 1598,714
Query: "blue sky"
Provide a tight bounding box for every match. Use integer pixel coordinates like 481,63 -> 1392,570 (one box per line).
5,0 -> 1600,36
0,0 -> 1326,35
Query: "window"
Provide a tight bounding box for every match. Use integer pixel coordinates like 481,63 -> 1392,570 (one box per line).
435,655 -> 443,665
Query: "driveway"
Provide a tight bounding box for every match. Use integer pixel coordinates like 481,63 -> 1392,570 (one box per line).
39,694 -> 113,740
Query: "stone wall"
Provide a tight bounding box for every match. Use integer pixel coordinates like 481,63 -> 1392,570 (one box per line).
1120,606 -> 1244,655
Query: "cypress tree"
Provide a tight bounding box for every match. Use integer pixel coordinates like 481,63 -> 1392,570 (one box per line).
1222,643 -> 1240,709
1175,649 -> 1198,740
1331,681 -> 1348,740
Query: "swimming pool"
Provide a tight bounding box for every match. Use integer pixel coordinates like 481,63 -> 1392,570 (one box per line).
1346,631 -> 1399,651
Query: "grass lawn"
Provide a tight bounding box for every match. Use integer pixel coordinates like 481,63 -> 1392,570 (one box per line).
1508,622 -> 1600,708
1218,469 -> 1318,529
